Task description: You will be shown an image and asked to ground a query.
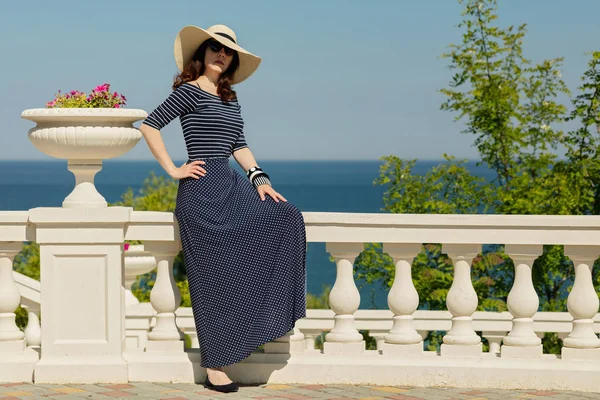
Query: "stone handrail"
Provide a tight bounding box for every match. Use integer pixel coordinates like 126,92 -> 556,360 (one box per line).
303,212 -> 600,244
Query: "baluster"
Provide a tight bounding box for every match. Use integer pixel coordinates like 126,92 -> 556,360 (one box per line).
382,243 -> 422,356
0,242 -> 38,382
441,244 -> 482,357
123,244 -> 156,307
302,329 -> 322,352
501,245 -> 543,358
562,246 -> 600,360
368,330 -> 388,351
145,242 -> 184,349
482,331 -> 507,354
323,243 -> 365,354
0,243 -> 25,348
24,307 -> 41,349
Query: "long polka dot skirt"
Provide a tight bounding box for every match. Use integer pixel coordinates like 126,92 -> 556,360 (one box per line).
175,157 -> 307,368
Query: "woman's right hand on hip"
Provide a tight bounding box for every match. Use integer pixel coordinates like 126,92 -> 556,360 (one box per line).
170,160 -> 207,180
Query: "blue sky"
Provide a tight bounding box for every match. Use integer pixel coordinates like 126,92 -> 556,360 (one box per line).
1,0 -> 599,161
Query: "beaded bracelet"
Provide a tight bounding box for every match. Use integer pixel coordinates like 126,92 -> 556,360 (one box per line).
246,166 -> 272,189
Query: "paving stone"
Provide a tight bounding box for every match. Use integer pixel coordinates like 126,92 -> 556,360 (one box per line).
0,383 -> 597,400
385,394 -> 427,400
0,389 -> 15,396
567,393 -> 600,400
128,382 -> 174,392
65,386 -> 112,395
279,388 -> 331,397
71,394 -> 121,400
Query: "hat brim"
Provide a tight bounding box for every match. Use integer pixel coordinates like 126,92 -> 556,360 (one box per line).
174,25 -> 261,85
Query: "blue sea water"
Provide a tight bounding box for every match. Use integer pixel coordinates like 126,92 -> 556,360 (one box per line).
0,159 -> 495,309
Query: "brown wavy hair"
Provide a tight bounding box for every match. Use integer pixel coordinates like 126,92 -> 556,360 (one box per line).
172,39 -> 240,102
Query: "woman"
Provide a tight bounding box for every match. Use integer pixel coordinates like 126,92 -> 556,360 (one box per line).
139,24 -> 307,393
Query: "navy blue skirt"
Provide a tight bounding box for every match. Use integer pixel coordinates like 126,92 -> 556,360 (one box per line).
174,157 -> 307,368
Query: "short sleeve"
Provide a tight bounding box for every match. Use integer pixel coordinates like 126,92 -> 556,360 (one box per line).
143,85 -> 198,130
233,102 -> 249,151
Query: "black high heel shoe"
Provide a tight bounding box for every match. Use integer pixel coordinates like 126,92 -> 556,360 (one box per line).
204,375 -> 239,393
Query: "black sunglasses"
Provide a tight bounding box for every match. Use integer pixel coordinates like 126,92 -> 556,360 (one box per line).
208,40 -> 235,56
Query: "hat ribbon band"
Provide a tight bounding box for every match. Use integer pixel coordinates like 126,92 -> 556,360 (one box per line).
214,32 -> 236,44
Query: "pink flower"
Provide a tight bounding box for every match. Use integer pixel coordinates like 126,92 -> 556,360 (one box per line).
47,83 -> 125,109
124,243 -> 130,251
93,83 -> 109,93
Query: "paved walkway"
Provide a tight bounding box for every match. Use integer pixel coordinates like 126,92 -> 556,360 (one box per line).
0,382 -> 598,400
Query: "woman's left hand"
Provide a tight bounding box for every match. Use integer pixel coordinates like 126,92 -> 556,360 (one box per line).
257,185 -> 287,202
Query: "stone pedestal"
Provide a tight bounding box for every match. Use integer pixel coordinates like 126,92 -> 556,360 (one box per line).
30,207 -> 130,383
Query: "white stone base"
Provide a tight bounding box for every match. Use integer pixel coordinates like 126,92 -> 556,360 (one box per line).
0,347 -> 38,383
146,340 -> 184,353
125,350 -> 194,383
501,345 -> 542,359
34,356 -> 128,384
440,343 -> 482,358
381,342 -> 423,357
323,341 -> 365,355
561,347 -> 600,360
0,340 -> 25,353
222,350 -> 600,392
263,341 -> 305,354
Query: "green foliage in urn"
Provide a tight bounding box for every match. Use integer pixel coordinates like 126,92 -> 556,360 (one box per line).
45,83 -> 127,109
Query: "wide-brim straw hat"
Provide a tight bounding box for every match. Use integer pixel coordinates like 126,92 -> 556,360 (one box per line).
174,24 -> 261,85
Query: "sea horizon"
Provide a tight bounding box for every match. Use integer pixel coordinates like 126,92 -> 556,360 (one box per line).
0,159 -> 497,308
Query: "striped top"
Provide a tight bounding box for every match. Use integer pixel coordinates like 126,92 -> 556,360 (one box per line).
143,82 -> 248,159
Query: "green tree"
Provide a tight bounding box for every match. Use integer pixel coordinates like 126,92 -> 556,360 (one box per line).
356,0 -> 600,354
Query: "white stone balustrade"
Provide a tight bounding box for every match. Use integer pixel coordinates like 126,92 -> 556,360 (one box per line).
4,212 -> 600,391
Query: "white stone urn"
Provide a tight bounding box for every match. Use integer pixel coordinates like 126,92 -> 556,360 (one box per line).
21,108 -> 148,208
124,244 -> 157,307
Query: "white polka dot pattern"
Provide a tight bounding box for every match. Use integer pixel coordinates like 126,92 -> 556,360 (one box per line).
175,157 -> 307,368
